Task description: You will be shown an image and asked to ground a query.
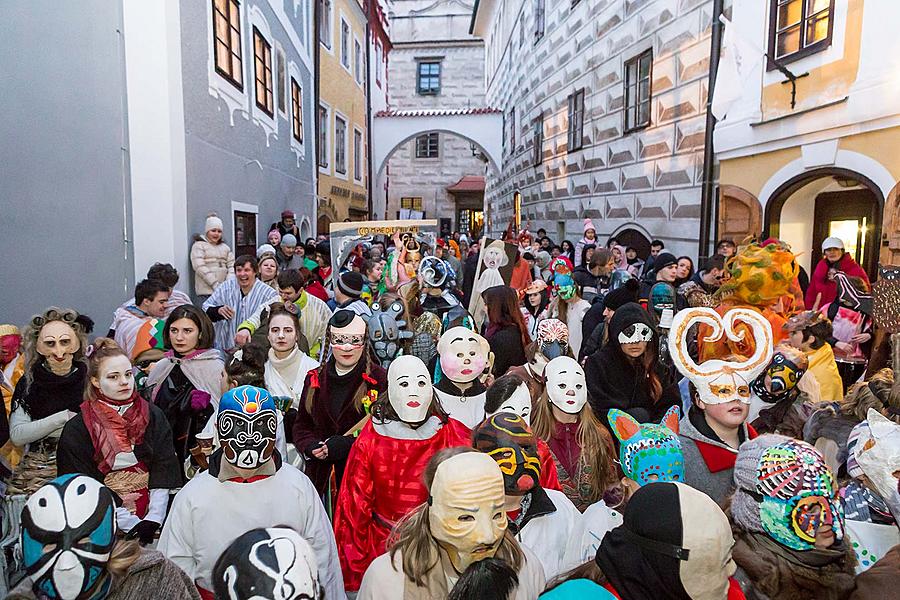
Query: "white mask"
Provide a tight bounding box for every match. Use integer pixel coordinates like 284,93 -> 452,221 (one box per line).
487,383 -> 532,426
545,356 -> 587,414
387,355 -> 433,424
618,322 -> 654,345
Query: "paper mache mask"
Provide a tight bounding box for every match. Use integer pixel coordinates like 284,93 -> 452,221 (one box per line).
536,319 -> 569,361
545,356 -> 587,414
853,408 -> 900,519
368,300 -> 412,368
419,256 -> 455,290
218,385 -> 278,470
607,406 -> 684,486
437,327 -> 491,385
212,527 -> 320,600
670,307 -> 773,405
473,413 -> 542,496
551,257 -> 576,300
388,355 -> 433,424
21,475 -> 117,600
649,282 -> 677,316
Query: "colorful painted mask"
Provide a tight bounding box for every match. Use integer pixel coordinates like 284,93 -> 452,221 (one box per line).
551,257 -> 576,300
751,346 -> 808,402
37,320 -> 80,375
536,319 -> 569,361
649,282 -> 676,316
419,256 -> 454,290
670,307 -> 773,405
618,322 -> 653,345
545,356 -> 587,414
0,325 -> 21,364
473,413 -> 541,496
608,406 -> 684,486
218,385 -> 278,470
486,382 -> 532,426
21,475 -> 117,600
388,355 -> 433,424
329,311 -> 367,371
437,327 -> 491,385
368,301 -> 412,368
212,527 -> 319,600
854,409 -> 900,520
755,439 -> 843,551
428,452 -> 508,573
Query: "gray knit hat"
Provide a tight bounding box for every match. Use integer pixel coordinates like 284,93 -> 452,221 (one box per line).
730,434 -> 792,534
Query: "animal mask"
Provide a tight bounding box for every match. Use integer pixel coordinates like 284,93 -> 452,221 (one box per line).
218,386 -> 278,470
618,322 -> 653,345
545,356 -> 587,414
368,301 -> 412,368
607,406 -> 684,486
854,409 -> 900,520
670,307 -> 773,405
551,257 -> 576,300
536,319 -> 569,361
649,282 -> 676,316
21,475 -> 117,600
437,327 -> 492,385
473,413 -> 542,496
388,355 -> 433,424
213,527 -> 320,600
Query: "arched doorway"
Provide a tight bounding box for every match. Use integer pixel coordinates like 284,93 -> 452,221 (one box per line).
765,168 -> 884,278
612,227 -> 651,259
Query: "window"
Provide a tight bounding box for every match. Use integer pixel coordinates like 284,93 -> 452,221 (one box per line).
624,49 -> 652,131
318,104 -> 329,168
375,42 -> 382,85
417,61 -> 441,95
509,108 -> 516,151
234,210 -> 257,258
340,19 -> 350,69
335,115 -> 347,175
276,48 -> 286,114
533,115 -> 544,166
768,0 -> 834,64
354,129 -> 363,182
354,39 -> 363,83
415,133 -> 440,158
318,0 -> 332,49
567,89 -> 585,151
291,78 -> 303,143
401,197 -> 423,211
534,0 -> 545,41
212,0 -> 243,89
253,28 -> 274,117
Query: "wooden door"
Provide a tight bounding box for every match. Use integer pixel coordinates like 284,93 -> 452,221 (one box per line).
718,185 -> 762,245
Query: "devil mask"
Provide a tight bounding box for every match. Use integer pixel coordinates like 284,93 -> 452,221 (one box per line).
473,413 -> 541,496
670,307 -> 773,405
437,327 -> 491,384
608,406 -> 684,486
218,385 -> 278,470
388,355 -> 433,424
22,475 -> 117,600
545,356 -> 587,414
212,527 -> 321,600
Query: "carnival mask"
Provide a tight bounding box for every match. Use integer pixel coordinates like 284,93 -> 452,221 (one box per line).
368,301 -> 411,368
0,330 -> 21,363
486,382 -> 532,426
388,355 -> 433,424
419,256 -> 453,290
618,322 -> 653,345
213,527 -> 320,600
754,439 -> 843,551
670,307 -> 773,405
536,319 -> 569,361
482,241 -> 508,270
37,320 -> 80,375
608,406 -> 684,486
545,356 -> 587,414
763,348 -> 807,395
22,475 -> 117,600
428,452 -> 508,573
649,282 -> 676,316
473,413 -> 541,496
218,386 -> 278,470
329,311 -> 367,371
854,409 -> 900,520
551,258 -> 576,300
437,327 -> 491,384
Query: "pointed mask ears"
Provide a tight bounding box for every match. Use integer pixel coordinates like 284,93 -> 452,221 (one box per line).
608,405 -> 680,443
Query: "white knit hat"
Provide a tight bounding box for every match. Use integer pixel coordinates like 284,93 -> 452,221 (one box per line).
822,236 -> 844,252
205,213 -> 224,232
256,244 -> 277,259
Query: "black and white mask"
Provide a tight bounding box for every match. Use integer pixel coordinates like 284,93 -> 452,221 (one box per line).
618,322 -> 654,345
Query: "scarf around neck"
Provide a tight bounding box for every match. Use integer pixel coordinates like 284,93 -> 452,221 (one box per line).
80,389 -> 149,475
268,346 -> 304,384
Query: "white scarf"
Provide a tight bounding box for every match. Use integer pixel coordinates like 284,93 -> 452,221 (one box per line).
264,347 -> 319,410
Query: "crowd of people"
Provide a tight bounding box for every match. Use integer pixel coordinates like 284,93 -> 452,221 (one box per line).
0,209 -> 897,600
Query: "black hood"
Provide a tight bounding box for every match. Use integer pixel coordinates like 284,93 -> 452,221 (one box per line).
604,302 -> 657,350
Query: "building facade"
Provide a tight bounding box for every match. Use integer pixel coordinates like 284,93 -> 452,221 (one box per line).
0,0 -> 316,327
472,0 -> 715,258
369,0 -> 393,221
381,0 -> 488,238
317,0 -> 370,229
714,0 -> 900,280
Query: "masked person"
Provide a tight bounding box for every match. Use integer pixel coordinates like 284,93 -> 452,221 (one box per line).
566,406 -> 684,568
748,345 -> 816,436
7,308 -> 93,497
532,356 -> 617,512
728,435 -> 856,600
433,327 -> 492,429
292,310 -> 386,498
549,257 -> 591,358
158,385 -> 343,598
508,319 -> 570,407
211,528 -> 321,600
1,324 -> 25,470
357,448 -> 546,599
333,355 -> 470,591
473,413 -> 581,579
8,474 -> 200,600
56,338 -> 180,544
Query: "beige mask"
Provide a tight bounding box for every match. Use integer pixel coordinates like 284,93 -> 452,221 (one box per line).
678,483 -> 736,600
330,314 -> 367,371
428,452 -> 508,573
37,320 -> 80,375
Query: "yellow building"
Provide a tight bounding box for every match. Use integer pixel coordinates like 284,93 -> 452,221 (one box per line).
317,0 -> 369,229
714,0 -> 900,278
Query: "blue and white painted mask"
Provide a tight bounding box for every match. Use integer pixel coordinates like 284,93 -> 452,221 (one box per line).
218,385 -> 278,470
21,474 -> 117,600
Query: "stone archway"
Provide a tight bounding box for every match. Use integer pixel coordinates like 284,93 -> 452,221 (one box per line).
718,185 -> 762,245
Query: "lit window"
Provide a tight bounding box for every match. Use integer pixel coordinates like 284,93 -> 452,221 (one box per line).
769,0 -> 834,64
401,197 -> 423,211
253,28 -> 274,117
212,0 -> 243,89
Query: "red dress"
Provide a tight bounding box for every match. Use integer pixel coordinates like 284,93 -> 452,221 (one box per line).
333,418 -> 471,591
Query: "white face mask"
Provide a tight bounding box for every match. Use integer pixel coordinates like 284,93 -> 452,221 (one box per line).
488,383 -> 532,426
545,356 -> 587,414
618,322 -> 654,345
388,355 -> 433,423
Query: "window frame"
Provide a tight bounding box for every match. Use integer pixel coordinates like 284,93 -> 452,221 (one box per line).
212,0 -> 243,91
767,0 -> 835,68
340,17 -> 351,71
567,88 -> 585,152
354,37 -> 363,84
353,128 -> 364,183
318,0 -> 333,51
416,60 -> 441,95
252,27 -> 274,117
275,45 -> 287,115
401,197 -> 424,211
334,114 -> 348,176
624,49 -> 653,133
532,114 -> 544,166
534,0 -> 546,42
415,133 -> 440,159
291,77 -> 303,143
318,103 -> 330,170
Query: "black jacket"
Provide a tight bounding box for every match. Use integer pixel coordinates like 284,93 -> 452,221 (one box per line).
486,325 -> 528,377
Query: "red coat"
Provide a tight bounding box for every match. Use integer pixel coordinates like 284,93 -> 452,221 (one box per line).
805,253 -> 869,309
538,438 -> 562,492
333,418 -> 471,591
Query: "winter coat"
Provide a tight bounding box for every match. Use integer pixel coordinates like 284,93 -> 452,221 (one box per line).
190,235 -> 234,295
850,545 -> 900,599
805,253 -> 869,309
486,324 -> 528,377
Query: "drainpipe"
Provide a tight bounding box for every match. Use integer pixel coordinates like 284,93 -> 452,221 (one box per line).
313,0 -> 321,233
365,0 -> 374,220
698,0 -> 725,259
